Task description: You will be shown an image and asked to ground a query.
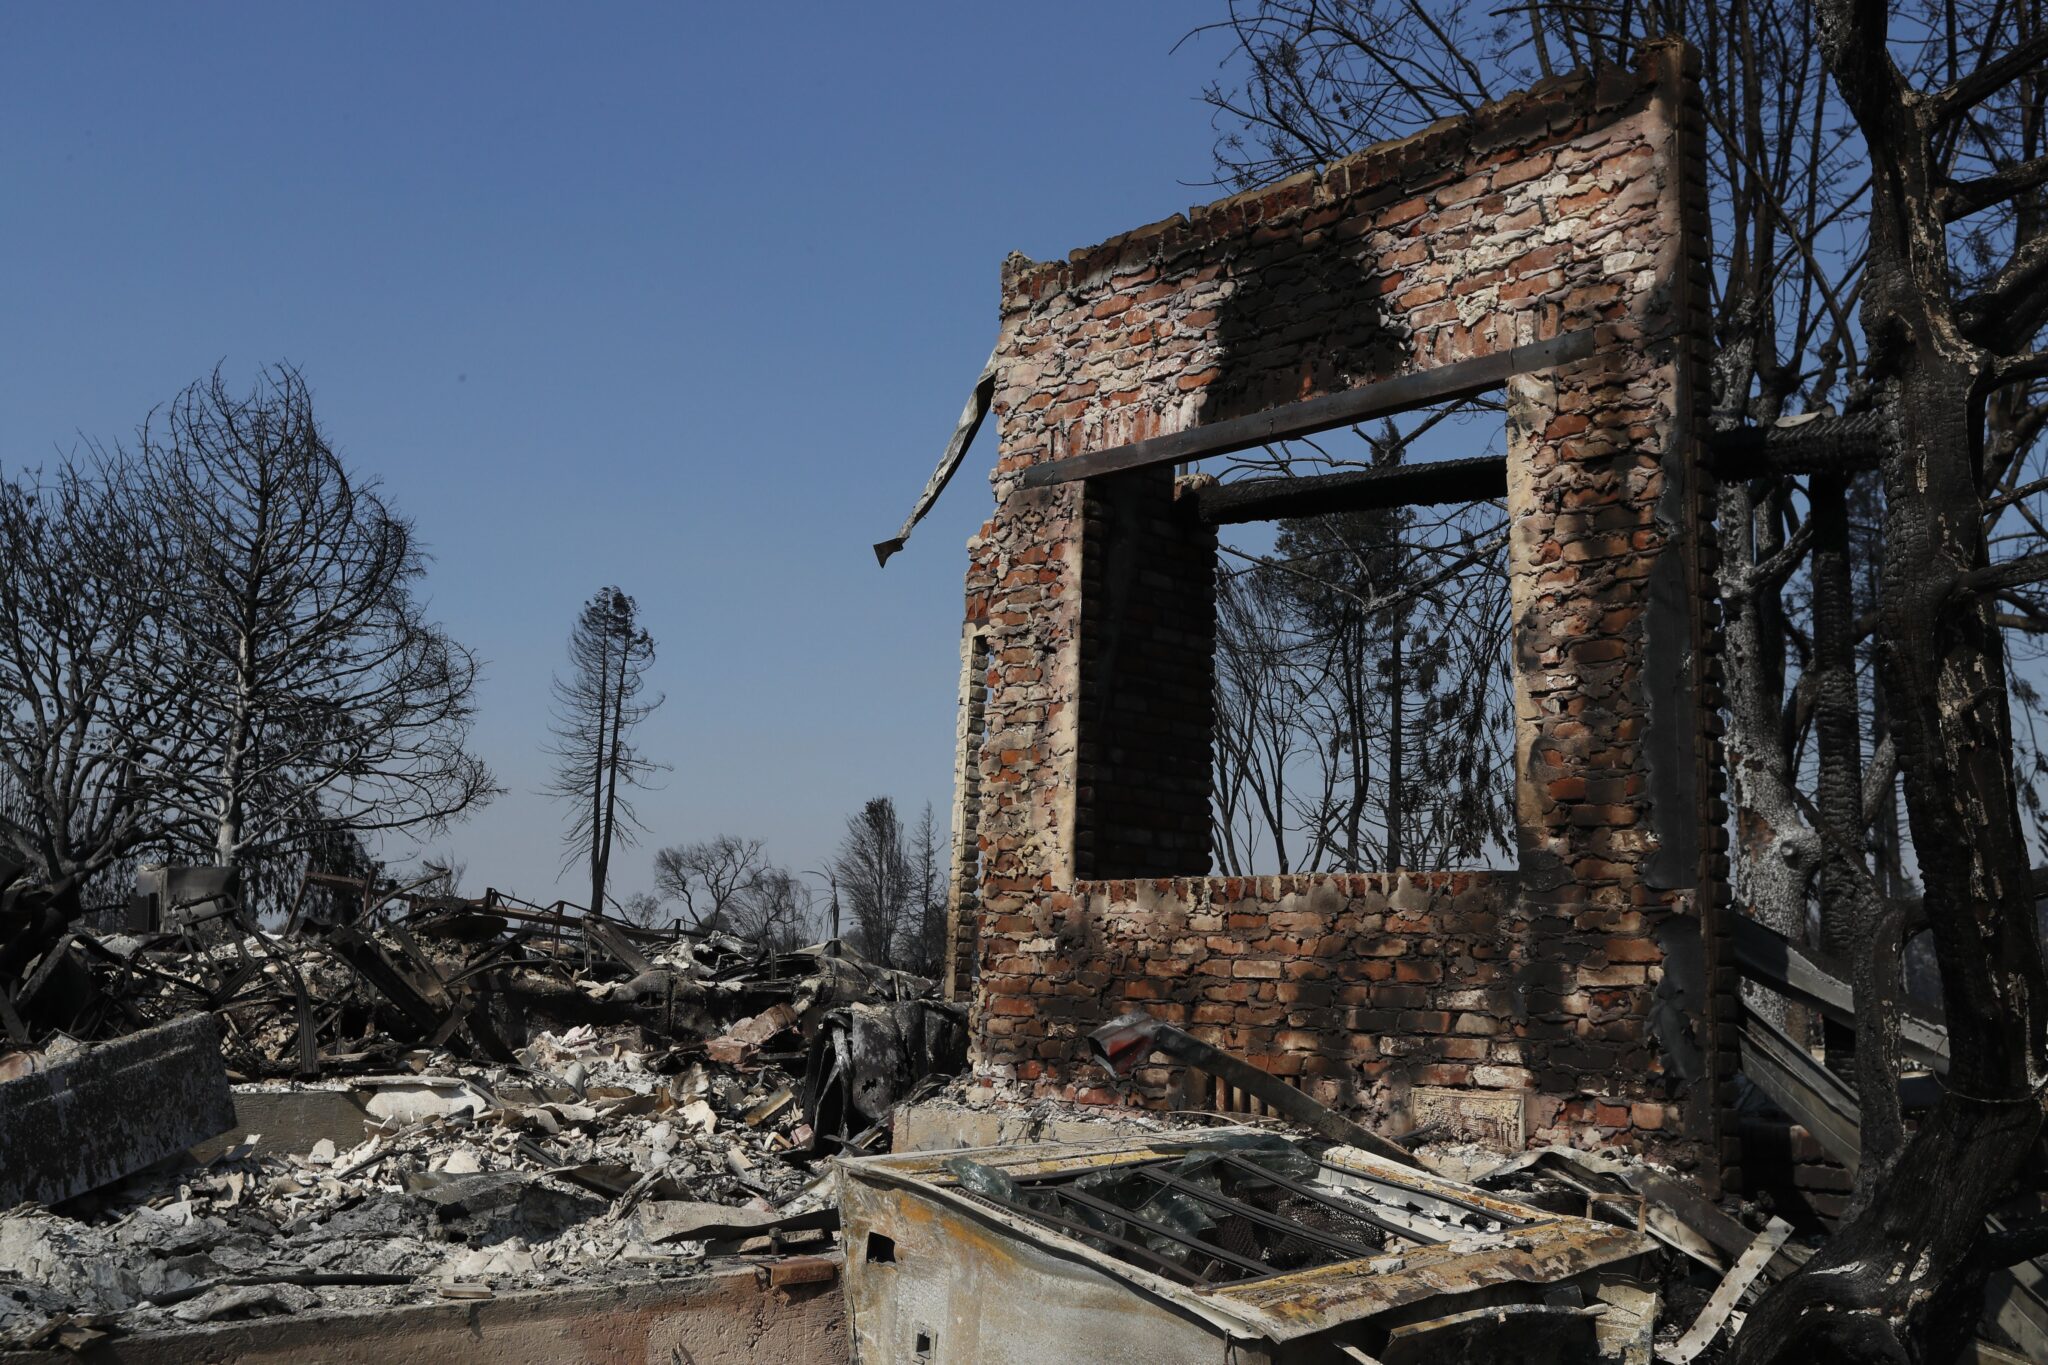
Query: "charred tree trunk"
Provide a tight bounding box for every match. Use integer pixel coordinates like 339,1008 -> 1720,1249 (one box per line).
1386,625 -> 1404,868
1733,6 -> 2048,1358
592,631 -> 630,916
586,630 -> 611,915
1811,472 -> 1864,1072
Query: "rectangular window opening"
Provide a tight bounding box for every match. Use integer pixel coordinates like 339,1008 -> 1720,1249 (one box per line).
1207,399 -> 1516,877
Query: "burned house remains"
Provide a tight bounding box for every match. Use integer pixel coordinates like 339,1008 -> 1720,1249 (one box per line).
8,34 -> 2039,1365
945,41 -> 1738,1188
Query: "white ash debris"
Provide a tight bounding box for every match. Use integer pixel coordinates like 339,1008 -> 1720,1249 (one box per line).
0,1024 -> 828,1348
1,915 -> 965,1351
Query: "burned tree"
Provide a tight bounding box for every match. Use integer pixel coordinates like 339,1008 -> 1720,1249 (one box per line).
652,834 -> 770,934
650,838 -> 815,952
736,867 -> 814,955
0,465 -> 199,902
126,365 -> 495,886
544,586 -> 662,917
1722,2 -> 2048,1357
905,802 -> 946,975
831,796 -> 912,967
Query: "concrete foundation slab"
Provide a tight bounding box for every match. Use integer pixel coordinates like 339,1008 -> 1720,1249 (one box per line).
0,1261 -> 846,1365
188,1086 -> 372,1162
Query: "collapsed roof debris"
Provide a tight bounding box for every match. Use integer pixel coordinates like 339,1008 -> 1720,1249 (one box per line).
0,866 -> 964,1352
0,870 -> 2022,1362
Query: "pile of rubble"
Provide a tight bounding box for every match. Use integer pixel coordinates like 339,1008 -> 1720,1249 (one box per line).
0,1023 -> 842,1349
0,867 -> 968,1351
5,866 -> 934,1088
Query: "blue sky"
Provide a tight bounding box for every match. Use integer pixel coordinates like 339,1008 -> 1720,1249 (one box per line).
0,5 -> 1239,910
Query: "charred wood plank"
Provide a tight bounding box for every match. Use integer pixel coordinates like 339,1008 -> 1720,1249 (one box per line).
326,926 -> 516,1064
1732,915 -> 1950,1072
15,934 -> 102,1032
1016,329 -> 1601,489
384,924 -> 453,1008
324,926 -> 444,1038
1089,1010 -> 1421,1168
1738,1010 -> 1868,1175
292,976 -> 321,1080
1738,1001 -> 2048,1358
1192,455 -> 1506,524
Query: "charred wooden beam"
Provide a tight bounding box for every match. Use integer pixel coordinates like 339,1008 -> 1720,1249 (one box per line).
1738,999 -> 2048,1356
1705,412 -> 1886,479
1191,455 -> 1507,524
325,926 -> 443,1038
1089,1010 -> 1421,1169
327,925 -> 517,1065
1731,914 -> 1950,1072
1016,328 -> 1601,489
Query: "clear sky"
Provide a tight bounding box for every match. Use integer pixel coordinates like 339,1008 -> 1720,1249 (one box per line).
0,5 -> 1240,912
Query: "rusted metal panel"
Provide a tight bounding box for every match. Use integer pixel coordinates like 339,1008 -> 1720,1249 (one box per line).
841,1170 -> 1276,1364
0,1013 -> 234,1206
839,1131 -> 1654,1363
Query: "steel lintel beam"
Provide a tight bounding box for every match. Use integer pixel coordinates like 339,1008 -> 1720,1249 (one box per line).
1017,329 -> 1601,490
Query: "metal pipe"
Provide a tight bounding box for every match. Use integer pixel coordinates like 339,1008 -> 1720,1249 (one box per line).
1087,1011 -> 1423,1169
1041,1184 -> 1275,1278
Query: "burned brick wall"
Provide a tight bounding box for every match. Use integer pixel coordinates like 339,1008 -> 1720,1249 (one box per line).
943,626 -> 990,1002
958,43 -> 1727,1183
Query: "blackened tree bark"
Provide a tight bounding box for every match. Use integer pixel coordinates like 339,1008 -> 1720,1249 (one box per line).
1727,6 -> 2048,1359
831,796 -> 912,966
1811,472 -> 1864,1069
0,466 -> 201,913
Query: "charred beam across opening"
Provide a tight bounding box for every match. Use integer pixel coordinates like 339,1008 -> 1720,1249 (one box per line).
1184,414 -> 1884,524
1704,412 -> 1886,478
1191,454 -> 1507,524
1016,328 -> 1602,489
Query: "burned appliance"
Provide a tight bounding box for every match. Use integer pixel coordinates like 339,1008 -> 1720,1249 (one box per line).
840,1130 -> 1658,1364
